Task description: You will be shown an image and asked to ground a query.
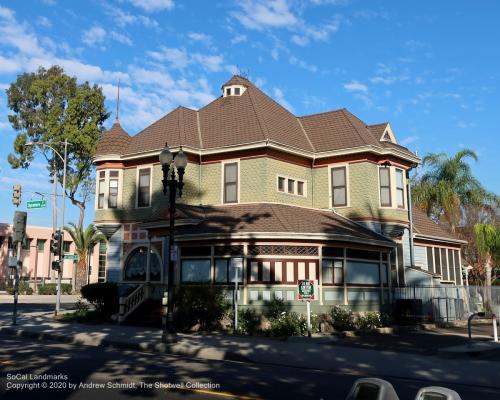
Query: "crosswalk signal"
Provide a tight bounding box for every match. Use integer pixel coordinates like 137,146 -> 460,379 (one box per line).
51,230 -> 63,256
12,184 -> 21,207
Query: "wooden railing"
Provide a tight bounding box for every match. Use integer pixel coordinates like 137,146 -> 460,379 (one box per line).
118,284 -> 150,323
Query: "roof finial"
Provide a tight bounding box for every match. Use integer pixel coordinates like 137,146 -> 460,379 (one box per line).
115,79 -> 121,122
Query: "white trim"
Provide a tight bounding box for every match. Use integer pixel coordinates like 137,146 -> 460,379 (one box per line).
221,159 -> 240,204
135,165 -> 153,209
328,163 -> 350,208
379,123 -> 397,144
276,174 -> 307,197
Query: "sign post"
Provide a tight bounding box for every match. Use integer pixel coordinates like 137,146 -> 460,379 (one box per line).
298,279 -> 317,338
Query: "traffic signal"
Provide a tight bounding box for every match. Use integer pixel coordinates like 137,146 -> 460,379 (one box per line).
51,260 -> 62,271
12,184 -> 21,207
50,230 -> 63,256
13,211 -> 27,244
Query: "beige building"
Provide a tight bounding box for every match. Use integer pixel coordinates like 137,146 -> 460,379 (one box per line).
0,223 -> 102,289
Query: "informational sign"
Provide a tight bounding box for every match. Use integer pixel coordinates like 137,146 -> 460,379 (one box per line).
298,279 -> 317,301
27,200 -> 47,209
64,253 -> 79,261
230,257 -> 243,283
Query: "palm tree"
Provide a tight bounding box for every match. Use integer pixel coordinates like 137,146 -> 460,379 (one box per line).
474,223 -> 500,311
65,223 -> 106,291
412,149 -> 487,232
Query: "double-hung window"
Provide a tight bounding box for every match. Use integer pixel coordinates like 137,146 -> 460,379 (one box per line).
98,171 -> 105,209
223,162 -> 238,203
379,167 -> 391,207
108,171 -> 119,208
137,168 -> 151,207
331,167 -> 347,207
395,169 -> 405,208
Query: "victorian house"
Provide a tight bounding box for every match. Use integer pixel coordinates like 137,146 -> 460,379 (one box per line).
93,75 -> 466,315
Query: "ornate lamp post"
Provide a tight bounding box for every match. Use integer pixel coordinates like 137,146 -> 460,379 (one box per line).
159,143 -> 187,342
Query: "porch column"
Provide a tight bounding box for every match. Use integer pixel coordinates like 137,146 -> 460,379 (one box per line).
146,236 -> 151,282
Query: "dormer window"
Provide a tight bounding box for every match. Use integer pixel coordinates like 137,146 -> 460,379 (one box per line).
222,84 -> 246,97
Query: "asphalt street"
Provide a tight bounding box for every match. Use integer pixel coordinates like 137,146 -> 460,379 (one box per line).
0,335 -> 498,400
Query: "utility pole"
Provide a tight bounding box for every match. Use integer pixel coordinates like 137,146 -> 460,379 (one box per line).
50,159 -> 58,283
55,139 -> 68,316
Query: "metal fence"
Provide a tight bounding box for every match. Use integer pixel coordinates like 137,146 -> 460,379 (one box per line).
391,285 -> 500,323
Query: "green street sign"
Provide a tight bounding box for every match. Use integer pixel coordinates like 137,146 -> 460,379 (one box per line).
27,200 -> 47,209
64,253 -> 79,261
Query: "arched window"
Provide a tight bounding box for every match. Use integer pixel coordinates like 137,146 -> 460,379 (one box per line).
123,246 -> 162,281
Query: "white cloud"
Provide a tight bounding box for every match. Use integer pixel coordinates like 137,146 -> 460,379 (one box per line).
37,16 -> 52,28
400,136 -> 419,145
273,87 -> 294,112
233,0 -> 297,31
105,7 -> 159,29
82,26 -> 106,47
188,32 -> 212,42
129,0 -> 174,12
289,55 -> 318,72
110,31 -> 133,46
456,121 -> 476,129
192,54 -> 224,72
0,55 -> 21,73
231,34 -> 247,44
148,47 -> 190,69
344,80 -> 368,93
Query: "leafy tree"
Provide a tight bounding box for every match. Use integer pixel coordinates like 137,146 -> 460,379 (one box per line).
412,149 -> 493,232
5,66 -> 110,226
474,224 -> 500,310
64,223 -> 106,291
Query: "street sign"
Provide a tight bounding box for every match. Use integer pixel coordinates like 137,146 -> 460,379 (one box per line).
298,279 -> 317,301
170,245 -> 178,261
64,253 -> 79,261
27,200 -> 47,209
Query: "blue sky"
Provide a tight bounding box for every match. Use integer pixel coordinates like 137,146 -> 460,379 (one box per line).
0,0 -> 499,228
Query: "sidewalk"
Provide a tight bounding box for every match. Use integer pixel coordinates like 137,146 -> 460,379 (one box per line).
1,310 -> 500,390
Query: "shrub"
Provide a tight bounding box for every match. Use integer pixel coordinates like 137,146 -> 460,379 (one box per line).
7,281 -> 33,295
269,312 -> 307,337
173,285 -> 230,331
356,312 -> 383,330
264,298 -> 289,319
380,312 -> 393,327
330,305 -> 355,331
237,308 -> 261,335
38,283 -> 72,295
80,282 -> 119,316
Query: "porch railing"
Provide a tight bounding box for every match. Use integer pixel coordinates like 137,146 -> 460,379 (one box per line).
118,284 -> 150,323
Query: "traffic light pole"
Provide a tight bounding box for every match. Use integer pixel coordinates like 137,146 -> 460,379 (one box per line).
12,241 -> 21,326
55,139 -> 67,316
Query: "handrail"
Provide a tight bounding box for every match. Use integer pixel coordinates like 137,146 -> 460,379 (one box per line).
118,284 -> 148,323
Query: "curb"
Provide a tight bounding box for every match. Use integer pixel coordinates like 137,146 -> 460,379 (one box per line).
0,325 -> 251,363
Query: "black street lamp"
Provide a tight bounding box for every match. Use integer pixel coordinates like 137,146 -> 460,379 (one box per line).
159,143 -> 187,342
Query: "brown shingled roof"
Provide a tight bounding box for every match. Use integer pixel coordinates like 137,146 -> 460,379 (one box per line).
412,207 -> 462,242
97,75 -> 418,160
95,121 -> 131,156
142,202 -> 395,246
126,107 -> 199,155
